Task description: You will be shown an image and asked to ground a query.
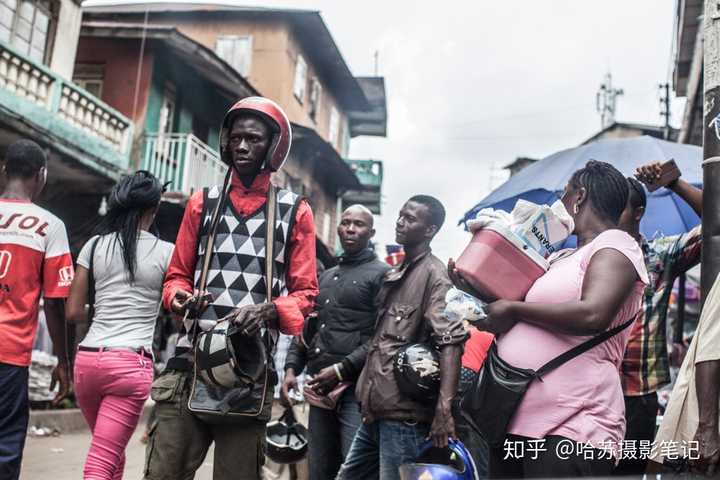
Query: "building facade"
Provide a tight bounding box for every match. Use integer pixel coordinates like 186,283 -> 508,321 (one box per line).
83,3 -> 387,254
0,0 -> 133,250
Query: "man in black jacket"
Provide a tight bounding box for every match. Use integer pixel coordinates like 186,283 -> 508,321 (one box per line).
282,204 -> 389,480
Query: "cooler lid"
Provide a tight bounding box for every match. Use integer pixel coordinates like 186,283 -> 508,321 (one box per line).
483,222 -> 549,270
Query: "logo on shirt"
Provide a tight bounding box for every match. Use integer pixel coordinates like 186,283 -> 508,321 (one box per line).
0,213 -> 49,236
0,250 -> 11,279
58,266 -> 73,287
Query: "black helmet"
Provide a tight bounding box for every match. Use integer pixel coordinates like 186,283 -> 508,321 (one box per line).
266,407 -> 308,464
195,321 -> 266,389
393,343 -> 441,403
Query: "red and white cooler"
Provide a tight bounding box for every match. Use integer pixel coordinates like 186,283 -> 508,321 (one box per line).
455,223 -> 548,302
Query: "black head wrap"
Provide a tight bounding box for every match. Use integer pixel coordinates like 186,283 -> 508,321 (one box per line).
109,170 -> 167,211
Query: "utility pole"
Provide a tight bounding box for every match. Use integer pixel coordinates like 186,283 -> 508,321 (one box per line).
658,82 -> 671,140
595,73 -> 624,129
701,0 -> 720,300
374,50 -> 379,76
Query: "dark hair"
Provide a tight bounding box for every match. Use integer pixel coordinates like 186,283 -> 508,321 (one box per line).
627,177 -> 647,210
569,160 -> 628,224
409,194 -> 446,231
94,170 -> 164,282
4,139 -> 46,179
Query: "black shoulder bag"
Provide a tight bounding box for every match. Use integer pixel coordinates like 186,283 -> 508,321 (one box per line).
460,316 -> 635,446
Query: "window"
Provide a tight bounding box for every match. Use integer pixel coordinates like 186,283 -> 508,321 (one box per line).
309,78 -> 321,120
73,64 -> 105,99
328,106 -> 339,148
293,54 -> 307,103
340,118 -> 351,157
158,83 -> 176,134
0,0 -> 51,64
215,35 -> 252,77
322,211 -> 332,244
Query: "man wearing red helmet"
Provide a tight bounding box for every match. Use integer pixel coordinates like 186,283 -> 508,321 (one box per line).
144,97 -> 319,480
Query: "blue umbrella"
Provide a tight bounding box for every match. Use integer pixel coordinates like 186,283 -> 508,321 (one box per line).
462,136 -> 702,239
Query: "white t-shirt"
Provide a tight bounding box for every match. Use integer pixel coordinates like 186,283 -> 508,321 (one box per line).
77,231 -> 174,350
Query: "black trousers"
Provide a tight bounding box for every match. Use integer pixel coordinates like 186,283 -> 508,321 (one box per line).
489,435 -> 615,479
614,392 -> 659,476
0,363 -> 29,480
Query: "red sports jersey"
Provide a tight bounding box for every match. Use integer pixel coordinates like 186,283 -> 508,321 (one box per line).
0,199 -> 73,366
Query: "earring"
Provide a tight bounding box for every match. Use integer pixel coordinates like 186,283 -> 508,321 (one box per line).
573,203 -> 579,215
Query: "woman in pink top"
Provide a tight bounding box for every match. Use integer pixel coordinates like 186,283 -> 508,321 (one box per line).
452,161 -> 649,478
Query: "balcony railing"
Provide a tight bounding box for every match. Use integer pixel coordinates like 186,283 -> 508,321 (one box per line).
343,159 -> 383,214
0,41 -> 132,170
143,133 -> 226,196
346,159 -> 383,189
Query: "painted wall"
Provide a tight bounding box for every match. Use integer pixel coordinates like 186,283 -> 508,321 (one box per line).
109,13 -> 350,154
75,36 -> 155,131
143,53 -> 233,141
50,0 -> 83,79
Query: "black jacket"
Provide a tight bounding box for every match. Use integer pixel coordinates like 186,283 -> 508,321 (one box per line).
285,248 -> 389,380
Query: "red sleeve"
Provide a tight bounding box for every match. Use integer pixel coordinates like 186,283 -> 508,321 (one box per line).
43,220 -> 73,298
273,199 -> 319,335
162,191 -> 203,310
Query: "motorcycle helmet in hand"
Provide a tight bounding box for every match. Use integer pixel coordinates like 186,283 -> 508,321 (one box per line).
393,343 -> 441,403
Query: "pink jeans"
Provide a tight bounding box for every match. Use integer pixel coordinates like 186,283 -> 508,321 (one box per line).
74,349 -> 153,480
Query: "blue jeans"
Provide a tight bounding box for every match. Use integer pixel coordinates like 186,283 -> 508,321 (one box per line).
0,363 -> 29,480
337,419 -> 430,480
308,387 -> 362,480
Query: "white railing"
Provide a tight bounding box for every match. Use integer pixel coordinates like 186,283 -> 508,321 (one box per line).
144,133 -> 226,196
58,84 -> 131,154
0,42 -> 132,157
0,48 -> 53,107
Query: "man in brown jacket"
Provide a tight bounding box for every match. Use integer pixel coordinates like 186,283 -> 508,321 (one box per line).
337,195 -> 467,480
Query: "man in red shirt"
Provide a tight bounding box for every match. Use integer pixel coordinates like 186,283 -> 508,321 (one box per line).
0,139 -> 73,480
144,98 -> 318,480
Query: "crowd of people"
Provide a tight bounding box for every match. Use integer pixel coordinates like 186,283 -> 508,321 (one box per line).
0,95 -> 716,480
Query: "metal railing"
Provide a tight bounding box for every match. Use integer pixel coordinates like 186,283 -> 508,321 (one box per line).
144,133 -> 226,195
0,42 -> 132,156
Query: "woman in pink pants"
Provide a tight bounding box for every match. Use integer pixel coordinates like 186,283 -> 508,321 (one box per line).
66,171 -> 174,480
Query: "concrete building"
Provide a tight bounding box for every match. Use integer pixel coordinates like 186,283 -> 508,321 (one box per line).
581,122 -> 678,145
673,0 -> 703,146
82,3 -> 387,255
0,0 -> 134,250
502,157 -> 538,177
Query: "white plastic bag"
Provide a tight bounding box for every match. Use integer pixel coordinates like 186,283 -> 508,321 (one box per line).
511,199 -> 574,258
466,208 -> 513,233
444,287 -> 487,323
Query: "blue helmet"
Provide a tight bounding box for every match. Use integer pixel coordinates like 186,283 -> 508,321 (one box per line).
399,439 -> 479,480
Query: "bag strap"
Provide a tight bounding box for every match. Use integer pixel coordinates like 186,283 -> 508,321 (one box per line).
264,184 -> 278,353
265,183 -> 277,304
86,236 -> 101,325
535,314 -> 636,377
188,168 -> 232,344
197,169 -> 232,293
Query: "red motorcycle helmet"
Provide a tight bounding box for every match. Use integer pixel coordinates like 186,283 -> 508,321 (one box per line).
219,96 -> 292,171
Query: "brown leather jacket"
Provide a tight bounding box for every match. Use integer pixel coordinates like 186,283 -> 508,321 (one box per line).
355,249 -> 467,424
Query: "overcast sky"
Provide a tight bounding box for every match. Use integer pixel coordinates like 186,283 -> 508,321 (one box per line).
87,0 -> 685,261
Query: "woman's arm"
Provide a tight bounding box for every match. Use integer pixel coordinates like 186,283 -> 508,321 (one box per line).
486,248 -> 640,336
65,265 -> 89,324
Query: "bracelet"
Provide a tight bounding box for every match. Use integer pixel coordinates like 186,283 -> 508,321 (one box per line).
333,363 -> 344,381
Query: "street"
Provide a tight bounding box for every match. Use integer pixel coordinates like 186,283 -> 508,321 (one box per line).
20,425 -> 214,480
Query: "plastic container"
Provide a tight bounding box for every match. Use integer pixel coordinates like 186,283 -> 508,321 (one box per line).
455,224 -> 548,302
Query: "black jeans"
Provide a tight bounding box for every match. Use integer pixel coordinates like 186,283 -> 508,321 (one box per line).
0,363 -> 29,480
489,435 -> 615,479
614,392 -> 659,476
308,387 -> 362,480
